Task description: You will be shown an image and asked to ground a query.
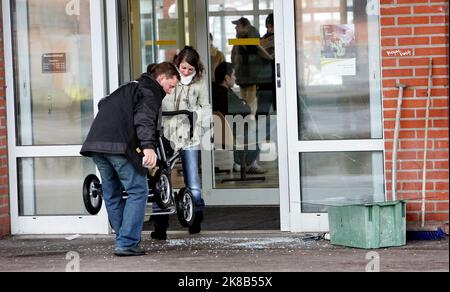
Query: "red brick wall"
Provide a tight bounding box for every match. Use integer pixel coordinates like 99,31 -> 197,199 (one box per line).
0,5 -> 11,238
381,0 -> 449,228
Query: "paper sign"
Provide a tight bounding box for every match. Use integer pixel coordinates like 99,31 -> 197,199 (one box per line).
321,24 -> 356,76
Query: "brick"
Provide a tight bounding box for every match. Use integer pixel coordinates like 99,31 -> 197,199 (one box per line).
431,15 -> 449,24
398,16 -> 429,25
415,47 -> 448,56
383,59 -> 397,67
398,0 -> 429,3
436,182 -> 449,191
382,38 -> 397,46
415,26 -> 449,35
432,78 -> 449,86
399,78 -> 430,87
436,202 -> 450,212
431,36 -> 450,44
433,120 -> 449,128
381,27 -> 413,37
396,171 -> 420,180
381,17 -> 396,26
406,213 -> 420,222
400,161 -> 433,170
413,5 -> 449,14
427,192 -> 450,201
398,37 -> 430,46
407,202 -> 435,212
381,6 -> 412,15
383,68 -> 414,77
425,213 -> 449,222
401,182 -> 434,191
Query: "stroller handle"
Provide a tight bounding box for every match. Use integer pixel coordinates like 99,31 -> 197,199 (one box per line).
162,110 -> 196,140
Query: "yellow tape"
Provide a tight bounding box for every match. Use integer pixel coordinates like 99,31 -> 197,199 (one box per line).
145,40 -> 178,46
228,38 -> 261,46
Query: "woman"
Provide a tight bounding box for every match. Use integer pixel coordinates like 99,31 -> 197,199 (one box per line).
151,46 -> 211,240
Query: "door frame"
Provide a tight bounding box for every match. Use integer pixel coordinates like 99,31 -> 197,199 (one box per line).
277,0 -> 385,232
102,0 -> 286,231
4,0 -> 110,235
200,0 -> 282,211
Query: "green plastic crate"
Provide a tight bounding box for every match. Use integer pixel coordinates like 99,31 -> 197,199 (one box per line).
328,201 -> 407,249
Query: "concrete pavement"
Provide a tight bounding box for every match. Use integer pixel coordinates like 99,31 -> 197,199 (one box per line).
0,232 -> 448,272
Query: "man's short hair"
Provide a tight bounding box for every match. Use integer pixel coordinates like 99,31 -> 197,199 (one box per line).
215,62 -> 234,84
148,62 -> 180,80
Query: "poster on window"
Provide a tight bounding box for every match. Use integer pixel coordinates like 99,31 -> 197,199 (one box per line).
157,19 -> 178,48
321,24 -> 356,76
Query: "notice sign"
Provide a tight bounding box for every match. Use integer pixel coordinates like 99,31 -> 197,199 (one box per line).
321,24 -> 356,76
157,19 -> 178,49
42,53 -> 67,74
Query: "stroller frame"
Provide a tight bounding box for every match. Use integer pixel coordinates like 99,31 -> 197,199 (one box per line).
82,111 -> 197,228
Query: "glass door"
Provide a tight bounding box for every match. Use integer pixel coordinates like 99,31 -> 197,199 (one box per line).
205,0 -> 280,207
114,0 -> 281,209
279,0 -> 385,232
4,0 -> 109,234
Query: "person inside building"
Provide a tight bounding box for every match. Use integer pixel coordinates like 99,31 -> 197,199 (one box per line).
80,62 -> 180,257
212,62 -> 266,174
210,33 -> 226,83
150,46 -> 211,240
257,13 -> 276,116
257,13 -> 277,142
231,17 -> 273,118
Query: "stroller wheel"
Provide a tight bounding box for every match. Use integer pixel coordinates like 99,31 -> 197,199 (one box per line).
83,174 -> 103,215
154,169 -> 173,210
176,188 -> 196,228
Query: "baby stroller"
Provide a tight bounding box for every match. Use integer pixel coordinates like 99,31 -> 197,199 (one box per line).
82,110 -> 197,229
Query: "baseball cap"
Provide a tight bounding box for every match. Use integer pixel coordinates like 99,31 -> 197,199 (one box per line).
232,17 -> 251,26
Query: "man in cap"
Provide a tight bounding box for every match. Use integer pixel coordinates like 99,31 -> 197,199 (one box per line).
231,17 -> 262,118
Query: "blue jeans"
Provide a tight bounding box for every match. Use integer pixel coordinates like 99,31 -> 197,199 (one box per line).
92,154 -> 148,250
182,150 -> 205,213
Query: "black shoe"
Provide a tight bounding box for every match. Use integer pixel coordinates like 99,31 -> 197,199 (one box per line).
114,246 -> 146,257
189,223 -> 201,235
189,212 -> 203,235
150,214 -> 169,241
151,230 -> 167,241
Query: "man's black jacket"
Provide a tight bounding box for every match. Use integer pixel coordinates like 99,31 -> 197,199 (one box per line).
81,73 -> 165,175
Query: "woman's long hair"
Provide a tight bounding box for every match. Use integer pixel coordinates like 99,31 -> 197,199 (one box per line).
173,46 -> 205,82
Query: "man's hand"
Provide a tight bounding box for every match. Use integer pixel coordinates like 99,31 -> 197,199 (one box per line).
143,149 -> 158,169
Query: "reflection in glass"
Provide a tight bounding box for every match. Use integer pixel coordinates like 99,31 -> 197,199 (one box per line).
295,0 -> 382,140
138,0 -> 192,73
208,0 -> 254,12
300,152 -> 385,213
13,0 -> 94,146
18,157 -> 97,216
208,0 -> 279,189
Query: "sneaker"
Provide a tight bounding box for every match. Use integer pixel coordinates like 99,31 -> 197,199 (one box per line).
114,246 -> 146,257
247,163 -> 267,174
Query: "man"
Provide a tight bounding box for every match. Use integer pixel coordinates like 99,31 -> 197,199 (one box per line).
210,33 -> 226,83
257,13 -> 277,141
231,17 -> 261,117
81,62 -> 180,257
212,62 -> 266,174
